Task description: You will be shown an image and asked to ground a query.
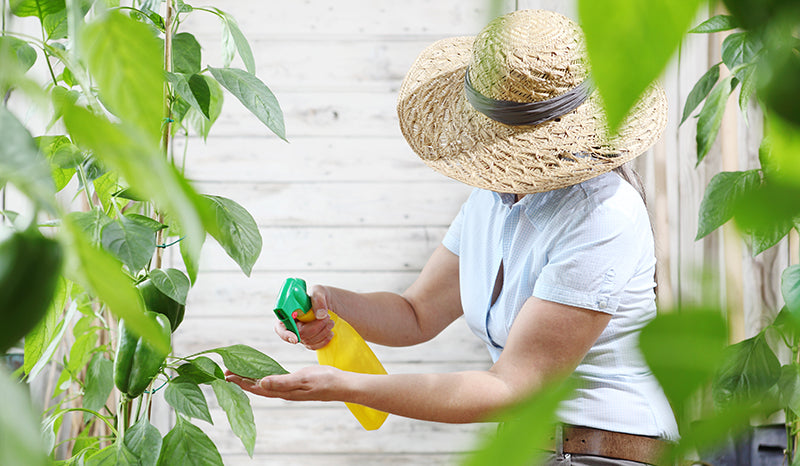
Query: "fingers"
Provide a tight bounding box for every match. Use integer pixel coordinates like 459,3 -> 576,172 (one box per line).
274,320 -> 299,344
297,318 -> 334,350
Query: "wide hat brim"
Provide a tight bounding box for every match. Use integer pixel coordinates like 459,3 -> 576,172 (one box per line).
397,35 -> 668,194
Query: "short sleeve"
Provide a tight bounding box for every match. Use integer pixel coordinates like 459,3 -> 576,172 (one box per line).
532,204 -> 649,314
441,202 -> 466,256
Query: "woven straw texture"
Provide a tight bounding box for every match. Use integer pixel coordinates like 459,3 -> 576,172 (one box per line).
397,9 -> 668,194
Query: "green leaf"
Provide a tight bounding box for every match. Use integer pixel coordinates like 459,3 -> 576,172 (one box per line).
101,216 -> 157,273
64,217 -> 170,355
9,0 -> 65,18
640,309 -> 728,413
696,75 -> 736,164
578,0 -> 705,131
157,417 -> 223,466
681,63 -> 720,126
782,265 -> 800,323
211,379 -> 256,456
80,11 -> 164,142
85,443 -> 139,466
200,195 -> 262,276
62,104 -> 207,269
149,268 -> 190,305
712,332 -> 781,408
180,75 -> 223,141
737,63 -> 758,118
25,299 -> 78,383
0,368 -> 51,466
175,0 -> 192,13
167,72 -> 211,119
180,233 -> 202,285
124,418 -> 162,466
730,180 -> 799,256
696,170 -> 761,240
125,213 -> 167,232
778,364 -> 800,416
201,345 -> 288,379
763,112 -> 800,188
0,106 -> 58,213
68,209 -> 113,245
172,32 -> 202,75
23,277 -> 66,375
215,10 -> 255,74
176,357 -> 224,385
464,381 -> 574,466
208,67 -> 285,140
66,328 -> 97,374
689,14 -> 739,33
83,353 -> 113,417
37,135 -> 80,192
164,382 -> 213,424
721,32 -> 759,72
0,36 -> 37,72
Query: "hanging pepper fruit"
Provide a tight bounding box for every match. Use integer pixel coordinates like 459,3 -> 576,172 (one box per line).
136,278 -> 185,332
114,311 -> 171,398
0,227 -> 63,354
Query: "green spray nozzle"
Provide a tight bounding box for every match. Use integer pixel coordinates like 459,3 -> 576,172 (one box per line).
273,278 -> 313,342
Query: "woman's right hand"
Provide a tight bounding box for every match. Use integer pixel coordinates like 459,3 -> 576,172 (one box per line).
274,284 -> 335,350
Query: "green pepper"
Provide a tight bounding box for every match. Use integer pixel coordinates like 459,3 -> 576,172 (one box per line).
136,278 -> 185,332
114,311 -> 171,398
0,228 -> 63,354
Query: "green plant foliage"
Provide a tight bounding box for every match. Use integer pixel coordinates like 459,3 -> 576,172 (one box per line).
577,0 -> 704,132
172,32 -> 202,74
463,381 -> 574,466
712,332 -> 781,408
85,442 -> 140,465
101,215 -> 158,273
696,75 -> 738,164
158,417 -> 224,466
175,357 -> 226,385
200,194 -> 262,276
689,14 -> 739,33
211,379 -> 256,456
178,74 -> 224,141
782,265 -> 800,323
124,417 -> 163,466
0,370 -> 51,466
80,11 -> 164,143
200,344 -> 289,379
208,66 -> 286,140
150,268 -> 190,305
9,0 -> 65,18
69,209 -> 113,245
0,36 -> 37,72
23,277 -> 67,375
215,9 -> 256,74
722,0 -> 798,31
681,63 -> 720,126
164,382 -> 213,424
721,32 -> 760,73
167,72 -> 211,119
83,353 -> 114,416
696,170 -> 761,240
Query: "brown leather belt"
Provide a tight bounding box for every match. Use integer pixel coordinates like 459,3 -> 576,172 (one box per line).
548,425 -> 670,465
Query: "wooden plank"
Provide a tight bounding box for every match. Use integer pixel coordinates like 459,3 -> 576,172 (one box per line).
193,182 -> 471,227
179,136 -> 443,183
172,315 -> 491,364
216,453 -> 470,466
197,226 -> 448,272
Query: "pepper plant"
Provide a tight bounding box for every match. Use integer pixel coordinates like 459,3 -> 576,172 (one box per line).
1,0 -> 288,464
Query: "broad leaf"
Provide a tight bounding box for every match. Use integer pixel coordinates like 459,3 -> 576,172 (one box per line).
211,380 -> 256,457
101,216 -> 157,273
124,418 -> 162,466
201,195 -> 262,276
0,36 -> 37,71
215,10 -> 256,74
721,32 -> 759,72
180,75 -> 223,141
157,417 -> 223,466
64,217 -> 169,355
0,106 -> 57,213
150,268 -> 190,305
730,180 -> 799,255
80,11 -> 163,143
464,381 -> 574,466
172,32 -> 202,75
82,353 -> 113,417
208,67 -> 285,140
201,344 -> 288,379
24,300 -> 78,383
23,277 -> 66,375
175,357 -> 224,385
164,382 -> 213,424
689,14 -> 739,33
696,170 -> 761,240
640,309 -> 727,412
126,214 -> 167,232
0,369 -> 51,466
9,0 -> 64,18
68,209 -> 113,245
781,265 -> 800,323
85,443 -> 139,466
37,135 -> 80,192
180,234 -> 202,285
696,75 -> 737,164
737,63 -> 758,115
681,63 -> 720,126
578,0 -> 705,131
62,104 -> 207,270
712,332 -> 781,408
167,72 -> 210,119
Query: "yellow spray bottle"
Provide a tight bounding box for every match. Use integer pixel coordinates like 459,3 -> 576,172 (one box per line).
273,278 -> 389,430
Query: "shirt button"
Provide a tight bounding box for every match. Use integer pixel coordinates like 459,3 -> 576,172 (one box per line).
598,301 -> 607,310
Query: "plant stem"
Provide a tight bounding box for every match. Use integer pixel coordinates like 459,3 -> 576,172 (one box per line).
155,0 -> 174,270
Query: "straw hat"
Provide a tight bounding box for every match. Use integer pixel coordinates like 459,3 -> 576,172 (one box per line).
397,9 -> 667,194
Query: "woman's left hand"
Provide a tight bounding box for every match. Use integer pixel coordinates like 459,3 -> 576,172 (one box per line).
224,366 -> 344,402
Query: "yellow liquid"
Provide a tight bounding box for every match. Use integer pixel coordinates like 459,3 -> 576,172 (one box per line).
314,312 -> 388,430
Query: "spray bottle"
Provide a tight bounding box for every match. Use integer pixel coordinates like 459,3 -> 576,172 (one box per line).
273,278 -> 388,430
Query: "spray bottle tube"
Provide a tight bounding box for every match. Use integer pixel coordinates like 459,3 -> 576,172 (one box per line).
274,278 -> 389,430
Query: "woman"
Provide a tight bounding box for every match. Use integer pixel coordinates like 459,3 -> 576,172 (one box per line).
226,9 -> 679,465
